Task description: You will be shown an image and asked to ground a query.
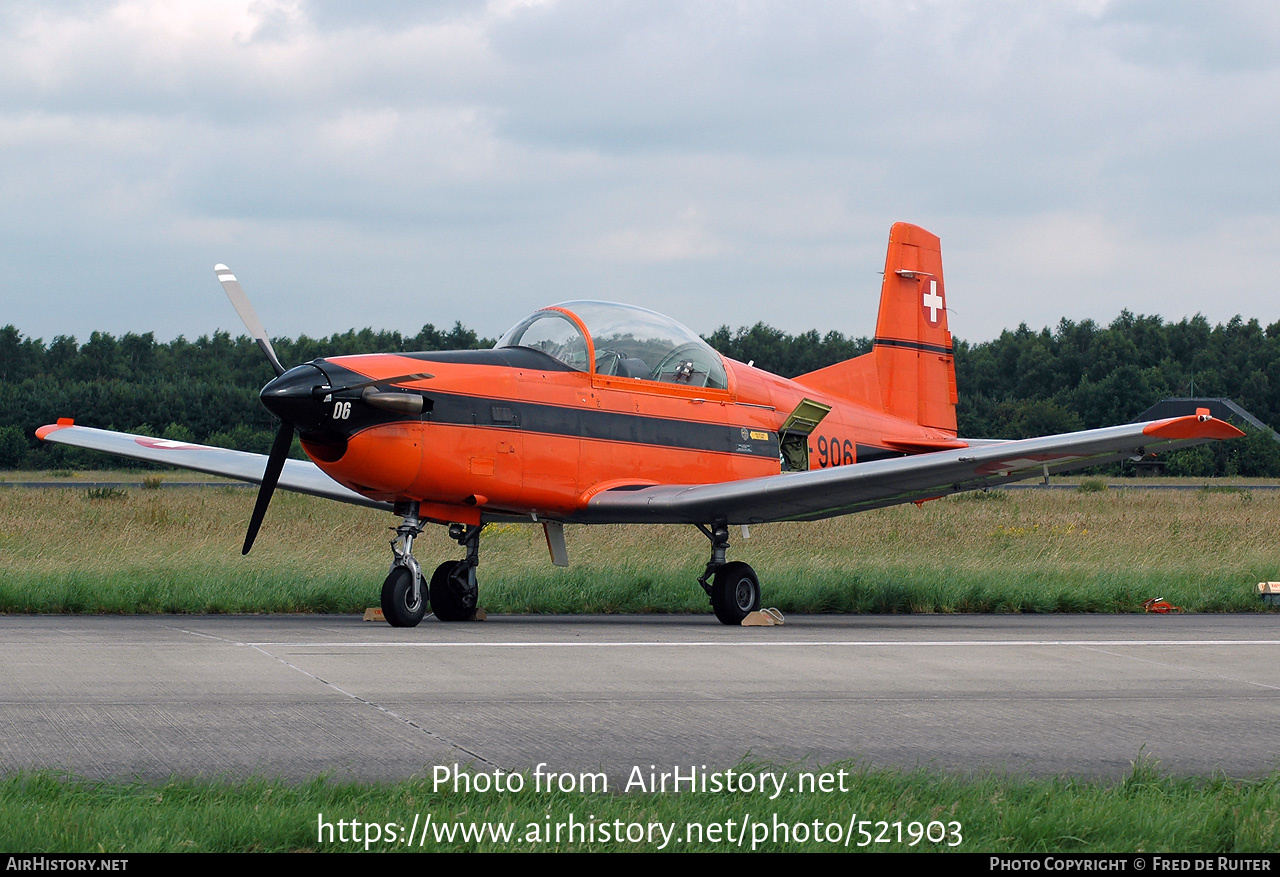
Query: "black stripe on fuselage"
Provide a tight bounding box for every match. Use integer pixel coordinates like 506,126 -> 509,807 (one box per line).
855,443 -> 908,463
425,391 -> 781,459
872,336 -> 954,356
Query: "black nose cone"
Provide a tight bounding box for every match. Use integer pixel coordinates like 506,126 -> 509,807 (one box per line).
260,363 -> 330,433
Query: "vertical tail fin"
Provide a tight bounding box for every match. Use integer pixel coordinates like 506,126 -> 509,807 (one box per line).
794,222 -> 958,434
872,222 -> 957,433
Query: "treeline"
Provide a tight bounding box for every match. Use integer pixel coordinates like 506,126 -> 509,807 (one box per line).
952,313 -> 1280,476
1,312 -> 1278,475
0,323 -> 490,470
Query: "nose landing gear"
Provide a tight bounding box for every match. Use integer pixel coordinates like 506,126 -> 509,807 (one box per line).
382,502 -> 426,627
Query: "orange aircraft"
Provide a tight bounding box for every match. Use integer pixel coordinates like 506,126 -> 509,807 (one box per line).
37,223 -> 1244,626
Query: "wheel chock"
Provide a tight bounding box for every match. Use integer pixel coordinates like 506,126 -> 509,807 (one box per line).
741,608 -> 785,626
1142,597 -> 1182,614
471,607 -> 488,621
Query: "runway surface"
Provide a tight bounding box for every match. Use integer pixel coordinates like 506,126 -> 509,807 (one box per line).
1,613 -> 1277,783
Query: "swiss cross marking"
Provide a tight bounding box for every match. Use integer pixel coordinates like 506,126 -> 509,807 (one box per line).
923,280 -> 943,325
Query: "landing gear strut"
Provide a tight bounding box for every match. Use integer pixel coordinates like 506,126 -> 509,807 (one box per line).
696,520 -> 761,625
380,505 -> 482,626
429,523 -> 481,622
382,501 -> 426,627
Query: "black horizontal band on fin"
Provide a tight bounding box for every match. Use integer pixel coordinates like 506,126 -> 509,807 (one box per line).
873,337 -> 954,356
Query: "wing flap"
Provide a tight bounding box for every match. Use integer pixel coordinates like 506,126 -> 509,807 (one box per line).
36,422 -> 391,511
575,414 -> 1244,525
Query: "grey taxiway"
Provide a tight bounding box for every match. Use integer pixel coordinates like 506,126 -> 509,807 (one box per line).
1,614 -> 1277,783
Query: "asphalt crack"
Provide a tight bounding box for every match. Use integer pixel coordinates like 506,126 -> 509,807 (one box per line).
167,625 -> 501,769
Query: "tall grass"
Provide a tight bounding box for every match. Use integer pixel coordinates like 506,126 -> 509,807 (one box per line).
0,486 -> 1275,615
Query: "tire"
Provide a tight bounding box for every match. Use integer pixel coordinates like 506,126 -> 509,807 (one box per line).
381,565 -> 426,628
429,560 -> 478,622
710,561 -> 761,625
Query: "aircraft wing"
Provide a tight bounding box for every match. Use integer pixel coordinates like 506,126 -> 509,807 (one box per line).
576,413 -> 1244,525
35,421 -> 392,512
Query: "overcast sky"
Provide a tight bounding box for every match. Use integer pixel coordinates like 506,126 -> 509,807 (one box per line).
2,0 -> 1278,347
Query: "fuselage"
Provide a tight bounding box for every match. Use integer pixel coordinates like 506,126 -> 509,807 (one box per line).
258,305 -> 960,528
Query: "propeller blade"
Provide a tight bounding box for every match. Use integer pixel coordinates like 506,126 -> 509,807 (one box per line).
242,420 -> 294,555
311,371 -> 434,399
215,264 -> 286,377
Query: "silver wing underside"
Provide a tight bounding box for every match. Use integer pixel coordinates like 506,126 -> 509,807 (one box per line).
571,415 -> 1243,525
36,423 -> 391,512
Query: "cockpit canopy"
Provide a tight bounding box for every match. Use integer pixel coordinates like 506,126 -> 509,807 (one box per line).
495,301 -> 728,390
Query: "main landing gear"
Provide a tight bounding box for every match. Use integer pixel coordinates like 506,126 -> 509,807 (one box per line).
696,520 -> 761,625
429,524 -> 481,622
380,507 -> 760,627
381,502 -> 482,627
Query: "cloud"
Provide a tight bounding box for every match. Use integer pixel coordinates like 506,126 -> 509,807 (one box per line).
0,0 -> 1278,345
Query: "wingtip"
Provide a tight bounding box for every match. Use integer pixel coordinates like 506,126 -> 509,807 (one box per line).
35,419 -> 74,441
1142,414 -> 1246,441
214,263 -> 229,272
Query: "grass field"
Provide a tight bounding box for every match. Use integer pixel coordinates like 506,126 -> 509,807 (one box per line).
0,479 -> 1276,615
0,468 -> 239,482
2,761 -> 1278,852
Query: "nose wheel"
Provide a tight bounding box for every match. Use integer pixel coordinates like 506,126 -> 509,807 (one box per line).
382,564 -> 426,627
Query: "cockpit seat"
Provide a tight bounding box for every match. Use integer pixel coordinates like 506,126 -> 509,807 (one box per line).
616,357 -> 652,379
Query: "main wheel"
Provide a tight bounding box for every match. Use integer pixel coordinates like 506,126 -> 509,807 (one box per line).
710,561 -> 761,625
429,560 -> 478,622
381,565 -> 426,628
